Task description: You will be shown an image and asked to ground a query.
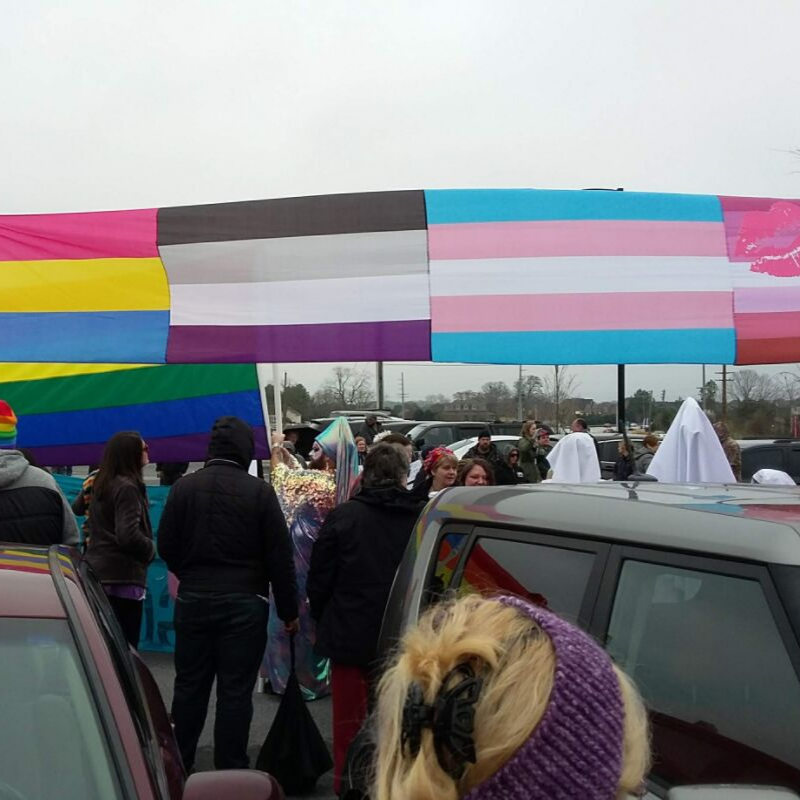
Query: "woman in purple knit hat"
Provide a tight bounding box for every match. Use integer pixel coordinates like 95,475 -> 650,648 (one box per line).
373,594 -> 650,800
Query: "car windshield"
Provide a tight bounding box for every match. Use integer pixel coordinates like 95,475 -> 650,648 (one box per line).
0,618 -> 122,800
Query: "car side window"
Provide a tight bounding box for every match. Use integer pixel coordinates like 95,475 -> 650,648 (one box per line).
458,425 -> 487,439
599,441 -> 621,462
422,426 -> 456,447
743,446 -> 785,476
455,536 -> 596,625
606,560 -> 800,779
433,533 -> 467,593
788,448 -> 800,478
79,564 -> 170,795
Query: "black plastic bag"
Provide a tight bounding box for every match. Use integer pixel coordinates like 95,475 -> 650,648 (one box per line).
256,635 -> 333,795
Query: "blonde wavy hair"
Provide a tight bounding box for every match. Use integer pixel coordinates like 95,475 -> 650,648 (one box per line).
374,594 -> 650,800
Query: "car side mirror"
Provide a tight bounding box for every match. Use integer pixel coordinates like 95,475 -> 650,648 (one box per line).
184,770 -> 284,800
669,787 -> 800,799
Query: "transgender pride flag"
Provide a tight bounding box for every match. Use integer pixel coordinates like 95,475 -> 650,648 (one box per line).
427,189 -> 737,365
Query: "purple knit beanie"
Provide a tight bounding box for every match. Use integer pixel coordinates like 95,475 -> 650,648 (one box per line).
463,595 -> 625,800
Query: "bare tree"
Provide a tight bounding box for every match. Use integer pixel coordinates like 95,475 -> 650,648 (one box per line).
423,393 -> 450,407
481,381 -> 513,416
541,366 -> 580,431
317,366 -> 374,409
731,369 -> 777,404
512,374 -> 544,418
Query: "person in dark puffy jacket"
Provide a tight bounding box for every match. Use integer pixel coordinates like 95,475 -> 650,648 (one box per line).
308,443 -> 425,794
0,399 -> 79,546
158,416 -> 298,773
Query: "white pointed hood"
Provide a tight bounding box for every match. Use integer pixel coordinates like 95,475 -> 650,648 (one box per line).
647,397 -> 735,483
546,432 -> 601,483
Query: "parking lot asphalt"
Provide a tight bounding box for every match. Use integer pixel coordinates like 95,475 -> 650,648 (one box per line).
142,651 -> 336,799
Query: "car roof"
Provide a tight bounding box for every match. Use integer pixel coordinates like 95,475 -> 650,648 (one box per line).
425,482 -> 800,565
0,544 -> 74,618
739,439 -> 798,449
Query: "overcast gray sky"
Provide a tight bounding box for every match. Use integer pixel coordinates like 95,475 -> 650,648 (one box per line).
3,1 -> 799,401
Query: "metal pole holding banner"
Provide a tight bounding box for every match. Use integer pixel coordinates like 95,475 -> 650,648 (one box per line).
272,364 -> 283,434
376,362 -> 385,409
255,364 -> 274,439
617,365 -> 626,433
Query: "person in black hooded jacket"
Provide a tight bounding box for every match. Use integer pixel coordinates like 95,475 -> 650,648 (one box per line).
308,443 -> 425,795
157,416 -> 298,773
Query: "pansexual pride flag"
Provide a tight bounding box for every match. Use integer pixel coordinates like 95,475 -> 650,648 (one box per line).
2,189 -> 799,366
0,363 -> 267,466
0,209 -> 168,362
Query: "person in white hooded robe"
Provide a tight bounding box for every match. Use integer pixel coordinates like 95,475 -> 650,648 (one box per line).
752,468 -> 796,486
544,432 -> 601,483
647,397 -> 735,483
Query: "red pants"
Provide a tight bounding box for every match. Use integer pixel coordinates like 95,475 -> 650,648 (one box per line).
332,663 -> 370,794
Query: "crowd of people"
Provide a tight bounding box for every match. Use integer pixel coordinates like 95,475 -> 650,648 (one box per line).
1,393 -> 796,798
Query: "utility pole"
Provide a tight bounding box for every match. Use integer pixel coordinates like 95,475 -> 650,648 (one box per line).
722,364 -> 727,421
715,365 -> 733,421
700,365 -> 706,410
376,362 -> 385,410
399,372 -> 406,419
517,365 -> 523,421
554,365 -> 560,432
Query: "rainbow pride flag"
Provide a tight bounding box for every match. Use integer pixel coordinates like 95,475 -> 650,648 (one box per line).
0,363 -> 267,466
2,189 -> 799,366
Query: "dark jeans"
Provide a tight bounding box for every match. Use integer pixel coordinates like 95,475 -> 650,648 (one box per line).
107,595 -> 144,649
172,591 -> 268,771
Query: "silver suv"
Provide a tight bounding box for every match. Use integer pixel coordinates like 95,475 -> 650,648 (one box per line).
380,482 -> 800,798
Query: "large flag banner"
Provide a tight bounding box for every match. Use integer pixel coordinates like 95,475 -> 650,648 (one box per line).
0,362 -> 268,466
2,189 -> 799,365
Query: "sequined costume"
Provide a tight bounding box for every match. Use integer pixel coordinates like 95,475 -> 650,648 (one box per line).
265,418 -> 359,700
265,462 -> 335,699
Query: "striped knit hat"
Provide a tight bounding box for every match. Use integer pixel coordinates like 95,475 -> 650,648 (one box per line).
0,400 -> 18,448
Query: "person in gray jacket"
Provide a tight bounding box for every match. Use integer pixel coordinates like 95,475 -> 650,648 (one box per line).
634,434 -> 660,473
0,399 -> 79,546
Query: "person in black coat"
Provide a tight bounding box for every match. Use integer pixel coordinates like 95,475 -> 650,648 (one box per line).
158,416 -> 298,773
613,440 -> 635,481
307,443 -> 425,795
